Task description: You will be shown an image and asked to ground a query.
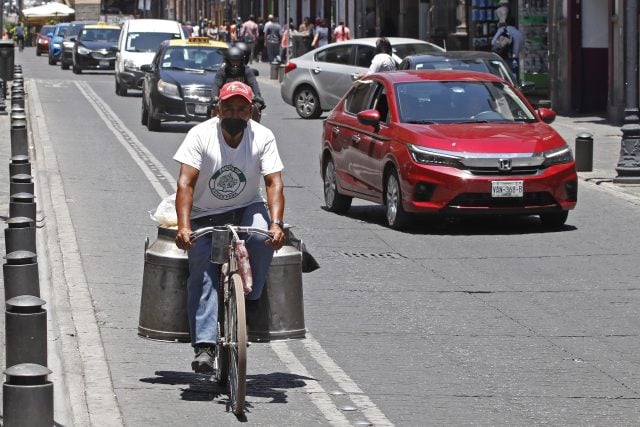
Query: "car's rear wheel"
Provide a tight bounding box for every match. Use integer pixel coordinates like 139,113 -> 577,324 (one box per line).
115,78 -> 127,96
539,211 -> 568,229
146,101 -> 161,131
323,158 -> 352,213
294,86 -> 322,119
385,170 -> 411,230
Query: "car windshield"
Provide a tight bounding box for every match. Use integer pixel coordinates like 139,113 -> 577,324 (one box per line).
395,81 -> 536,124
393,43 -> 443,58
160,46 -> 226,71
80,28 -> 121,42
126,32 -> 182,52
67,23 -> 87,37
413,59 -> 515,85
41,25 -> 55,34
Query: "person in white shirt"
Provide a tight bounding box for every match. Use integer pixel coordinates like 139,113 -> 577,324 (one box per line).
174,81 -> 285,374
367,37 -> 396,74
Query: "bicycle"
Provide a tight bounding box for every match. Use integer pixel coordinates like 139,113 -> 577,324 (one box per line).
190,224 -> 273,415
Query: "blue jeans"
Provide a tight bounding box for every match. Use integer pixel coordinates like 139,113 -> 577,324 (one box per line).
187,202 -> 274,346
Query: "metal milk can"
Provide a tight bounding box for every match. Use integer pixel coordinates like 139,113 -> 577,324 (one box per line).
138,226 -> 190,342
247,229 -> 306,342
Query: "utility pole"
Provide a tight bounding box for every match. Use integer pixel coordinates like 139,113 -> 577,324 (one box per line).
614,0 -> 640,183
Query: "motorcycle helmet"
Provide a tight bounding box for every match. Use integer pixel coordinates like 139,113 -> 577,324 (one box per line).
225,46 -> 245,77
234,41 -> 251,65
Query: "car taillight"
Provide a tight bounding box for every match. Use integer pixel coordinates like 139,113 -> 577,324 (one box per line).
284,62 -> 297,73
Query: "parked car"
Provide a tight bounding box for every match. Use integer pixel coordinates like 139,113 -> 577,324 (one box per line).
115,18 -> 186,96
140,37 -> 228,131
281,37 -> 445,119
320,70 -> 577,229
60,20 -> 98,70
48,23 -> 69,65
70,22 -> 121,74
35,24 -> 55,56
397,51 -> 535,97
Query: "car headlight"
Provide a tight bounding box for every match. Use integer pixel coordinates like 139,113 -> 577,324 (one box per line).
77,46 -> 90,55
542,145 -> 574,167
63,41 -> 75,48
407,144 -> 463,168
157,80 -> 181,100
53,43 -> 61,48
123,59 -> 138,70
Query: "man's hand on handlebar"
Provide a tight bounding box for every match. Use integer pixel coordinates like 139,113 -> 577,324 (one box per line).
175,227 -> 193,250
267,224 -> 285,250
252,95 -> 266,110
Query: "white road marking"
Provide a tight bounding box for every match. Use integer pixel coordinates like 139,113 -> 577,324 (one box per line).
70,78 -> 392,425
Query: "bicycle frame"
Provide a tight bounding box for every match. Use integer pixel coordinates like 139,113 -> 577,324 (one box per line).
190,224 -> 272,415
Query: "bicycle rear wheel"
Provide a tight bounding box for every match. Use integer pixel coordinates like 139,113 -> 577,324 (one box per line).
226,273 -> 247,415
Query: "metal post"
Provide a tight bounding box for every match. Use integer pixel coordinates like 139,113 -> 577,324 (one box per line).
9,192 -> 36,221
5,217 -> 36,254
9,155 -> 31,176
3,364 -> 54,427
3,250 -> 40,301
575,133 -> 594,172
5,296 -> 47,368
614,0 -> 640,183
9,174 -> 34,196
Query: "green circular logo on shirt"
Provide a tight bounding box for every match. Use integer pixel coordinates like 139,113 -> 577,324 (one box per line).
209,165 -> 247,200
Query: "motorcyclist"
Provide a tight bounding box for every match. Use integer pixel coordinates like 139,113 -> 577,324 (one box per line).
211,45 -> 265,120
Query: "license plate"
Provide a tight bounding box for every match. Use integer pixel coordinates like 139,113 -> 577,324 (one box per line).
195,104 -> 208,115
99,60 -> 109,67
491,180 -> 524,197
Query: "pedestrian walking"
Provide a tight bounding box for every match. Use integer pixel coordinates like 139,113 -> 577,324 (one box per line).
255,16 -> 265,62
333,21 -> 350,42
15,23 -> 25,52
298,17 -> 314,52
367,37 -> 396,74
311,19 -> 329,49
240,15 -> 259,64
491,17 -> 523,82
264,14 -> 281,63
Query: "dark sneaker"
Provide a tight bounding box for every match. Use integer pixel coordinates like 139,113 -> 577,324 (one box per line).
192,345 -> 216,374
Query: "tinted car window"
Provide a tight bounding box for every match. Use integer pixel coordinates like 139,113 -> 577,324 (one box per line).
316,45 -> 352,65
355,45 -> 375,67
372,83 -> 390,123
160,46 -> 226,70
395,81 -> 536,124
393,43 -> 443,59
80,29 -> 121,42
344,82 -> 375,115
126,32 -> 182,52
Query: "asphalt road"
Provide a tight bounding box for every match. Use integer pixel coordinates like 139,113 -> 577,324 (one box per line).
14,48 -> 640,426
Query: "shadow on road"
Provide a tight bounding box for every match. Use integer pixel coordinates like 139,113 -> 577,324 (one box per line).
330,205 -> 578,235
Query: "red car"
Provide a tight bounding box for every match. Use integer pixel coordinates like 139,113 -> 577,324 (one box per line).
35,25 -> 56,56
320,70 -> 577,229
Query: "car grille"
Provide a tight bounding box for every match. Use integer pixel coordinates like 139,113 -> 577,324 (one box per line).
183,86 -> 211,102
448,192 -> 557,209
464,166 -> 541,176
91,51 -> 116,60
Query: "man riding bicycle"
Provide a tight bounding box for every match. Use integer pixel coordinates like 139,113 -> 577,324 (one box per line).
174,81 -> 285,374
211,45 -> 265,115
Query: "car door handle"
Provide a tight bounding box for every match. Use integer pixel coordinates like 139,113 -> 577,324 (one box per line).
332,126 -> 340,135
352,135 -> 361,144
351,73 -> 361,80
312,67 -> 322,74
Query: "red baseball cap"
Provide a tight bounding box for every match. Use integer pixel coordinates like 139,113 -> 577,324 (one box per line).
219,81 -> 253,103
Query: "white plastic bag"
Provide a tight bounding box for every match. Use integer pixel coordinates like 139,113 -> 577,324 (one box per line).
149,193 -> 178,228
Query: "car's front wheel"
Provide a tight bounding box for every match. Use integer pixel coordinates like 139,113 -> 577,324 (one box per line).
539,211 -> 568,229
294,86 -> 322,119
72,62 -> 81,74
115,78 -> 127,96
61,58 -> 69,70
146,101 -> 161,131
323,157 -> 352,213
385,170 -> 411,230
48,54 -> 55,65
141,98 -> 149,125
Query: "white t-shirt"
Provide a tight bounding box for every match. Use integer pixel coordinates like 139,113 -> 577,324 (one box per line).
173,117 -> 284,218
367,53 -> 396,74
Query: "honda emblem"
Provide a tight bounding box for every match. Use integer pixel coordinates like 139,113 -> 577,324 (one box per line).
498,158 -> 512,171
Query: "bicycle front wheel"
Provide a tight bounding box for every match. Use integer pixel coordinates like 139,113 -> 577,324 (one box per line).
226,273 -> 247,415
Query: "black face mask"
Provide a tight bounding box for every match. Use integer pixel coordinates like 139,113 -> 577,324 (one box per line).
221,118 -> 247,137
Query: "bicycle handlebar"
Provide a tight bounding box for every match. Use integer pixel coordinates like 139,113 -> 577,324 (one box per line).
190,225 -> 273,241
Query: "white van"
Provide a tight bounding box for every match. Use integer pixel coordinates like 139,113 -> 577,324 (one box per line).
115,19 -> 185,96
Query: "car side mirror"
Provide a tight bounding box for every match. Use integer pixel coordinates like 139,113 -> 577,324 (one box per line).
537,107 -> 556,124
140,64 -> 152,72
518,80 -> 535,93
357,109 -> 381,128
69,37 -> 76,42
250,67 -> 259,77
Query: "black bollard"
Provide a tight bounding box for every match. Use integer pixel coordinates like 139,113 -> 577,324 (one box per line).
3,363 -> 54,427
5,217 -> 36,254
9,174 -> 34,196
9,155 -> 31,176
10,118 -> 28,157
3,251 -> 40,300
575,132 -> 594,172
10,91 -> 24,109
9,192 -> 36,220
10,105 -> 24,116
5,296 -> 47,368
